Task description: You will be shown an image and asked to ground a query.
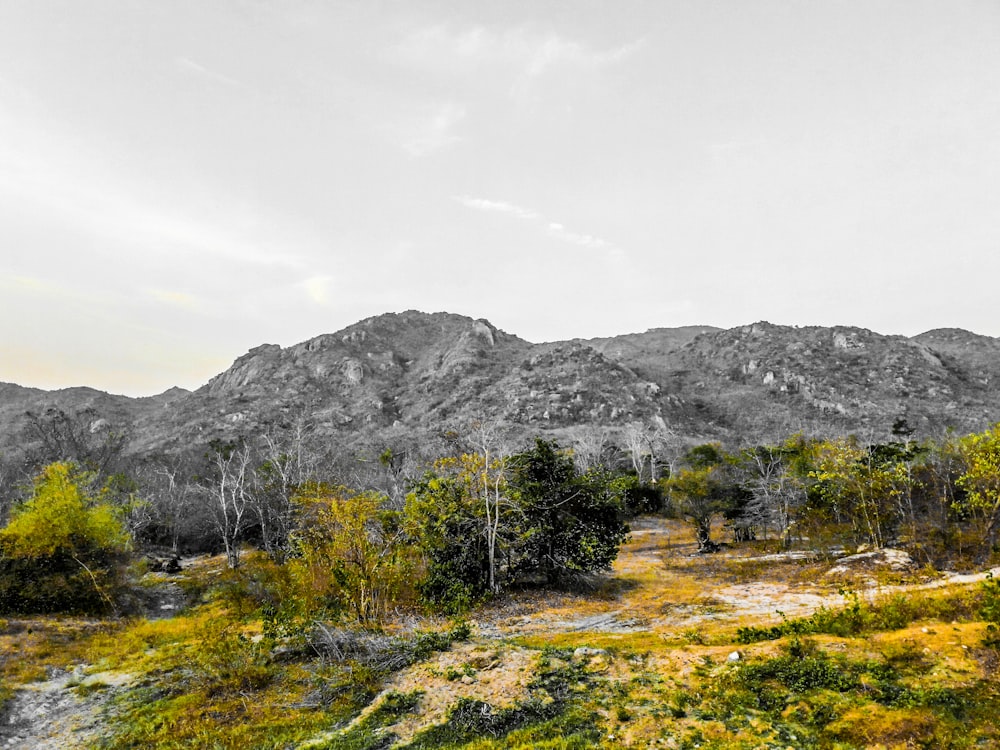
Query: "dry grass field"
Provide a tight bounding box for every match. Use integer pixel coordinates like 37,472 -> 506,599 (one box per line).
2,517 -> 1000,748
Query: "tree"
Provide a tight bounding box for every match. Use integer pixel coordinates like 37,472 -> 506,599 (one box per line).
141,456 -> 202,553
23,407 -> 130,476
510,438 -> 629,584
291,484 -> 409,627
465,420 -> 514,595
102,471 -> 152,542
908,434 -> 966,563
571,426 -> 617,472
249,430 -> 314,562
406,438 -> 633,611
808,437 -> 910,549
201,440 -> 254,568
405,463 -> 495,611
956,424 -> 1000,558
622,421 -> 674,483
0,462 -> 130,613
664,443 -> 740,552
735,436 -> 813,546
405,450 -> 519,609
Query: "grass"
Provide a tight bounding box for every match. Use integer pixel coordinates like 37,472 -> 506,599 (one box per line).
734,585 -> 984,644
3,522 -> 1000,748
0,616 -> 114,682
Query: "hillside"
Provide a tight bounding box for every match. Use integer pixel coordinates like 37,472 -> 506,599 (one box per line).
3,312 -> 1000,464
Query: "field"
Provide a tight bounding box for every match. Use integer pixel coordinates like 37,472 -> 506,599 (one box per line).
2,517 -> 1000,749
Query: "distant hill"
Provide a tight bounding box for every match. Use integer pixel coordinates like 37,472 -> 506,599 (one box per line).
3,311 -> 1000,464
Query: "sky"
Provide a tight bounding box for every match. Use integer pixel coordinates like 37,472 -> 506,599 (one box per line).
1,1 -> 998,396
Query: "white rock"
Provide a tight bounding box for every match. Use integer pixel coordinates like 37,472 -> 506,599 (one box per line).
572,647 -> 608,660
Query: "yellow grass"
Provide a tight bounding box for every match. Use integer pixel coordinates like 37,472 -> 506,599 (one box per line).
4,520 -> 1000,748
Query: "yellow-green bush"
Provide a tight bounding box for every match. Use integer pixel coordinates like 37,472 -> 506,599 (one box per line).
0,462 -> 130,614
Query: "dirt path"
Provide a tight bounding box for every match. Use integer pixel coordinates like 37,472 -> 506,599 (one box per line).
477,516 -> 1000,638
0,560 -> 201,749
0,668 -> 132,749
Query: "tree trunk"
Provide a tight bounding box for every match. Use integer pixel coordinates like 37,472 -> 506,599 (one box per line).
695,518 -> 719,553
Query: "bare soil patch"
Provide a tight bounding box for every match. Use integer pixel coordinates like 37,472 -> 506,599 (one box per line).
0,668 -> 132,750
476,516 -> 1000,639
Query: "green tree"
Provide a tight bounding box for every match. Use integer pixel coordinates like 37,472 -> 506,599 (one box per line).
405,439 -> 632,611
0,462 -> 131,614
808,437 -> 910,549
510,438 -> 629,584
956,424 -> 1000,559
405,453 -> 519,611
665,443 -> 741,552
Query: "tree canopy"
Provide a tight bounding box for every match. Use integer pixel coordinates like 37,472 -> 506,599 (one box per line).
405,439 -> 629,611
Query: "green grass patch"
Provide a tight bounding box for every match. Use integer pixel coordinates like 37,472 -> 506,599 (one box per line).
680,635 -> 1000,749
735,585 -> 982,644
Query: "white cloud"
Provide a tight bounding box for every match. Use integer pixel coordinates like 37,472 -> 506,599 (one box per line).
546,222 -> 608,249
174,57 -> 247,90
453,196 -> 538,219
395,25 -> 643,78
523,34 -> 644,77
453,195 -> 614,251
392,101 -> 467,157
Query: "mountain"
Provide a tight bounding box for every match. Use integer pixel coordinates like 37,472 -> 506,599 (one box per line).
3,312 -> 1000,464
640,321 -> 1000,439
125,311 -> 669,454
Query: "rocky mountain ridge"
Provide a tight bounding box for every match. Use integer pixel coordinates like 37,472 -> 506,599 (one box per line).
3,311 -> 1000,462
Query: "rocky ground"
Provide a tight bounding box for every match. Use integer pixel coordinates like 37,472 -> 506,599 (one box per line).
1,667 -> 133,749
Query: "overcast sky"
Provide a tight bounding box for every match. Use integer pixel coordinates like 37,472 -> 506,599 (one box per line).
1,1 -> 998,396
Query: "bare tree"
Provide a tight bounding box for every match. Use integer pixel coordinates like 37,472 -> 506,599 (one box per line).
24,407 -> 130,476
571,425 -> 616,472
622,421 -> 676,483
467,419 -> 515,594
622,422 -> 648,480
201,440 -> 254,568
143,458 -> 201,554
250,428 -> 315,560
347,435 -> 422,509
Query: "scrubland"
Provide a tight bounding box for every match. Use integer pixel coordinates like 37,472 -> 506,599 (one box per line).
2,517 -> 999,749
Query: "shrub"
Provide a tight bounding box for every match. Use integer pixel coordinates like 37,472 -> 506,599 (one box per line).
0,463 -> 131,614
736,587 -> 981,644
291,485 -> 413,627
309,621 -> 471,672
981,572 -> 1000,645
189,620 -> 273,696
